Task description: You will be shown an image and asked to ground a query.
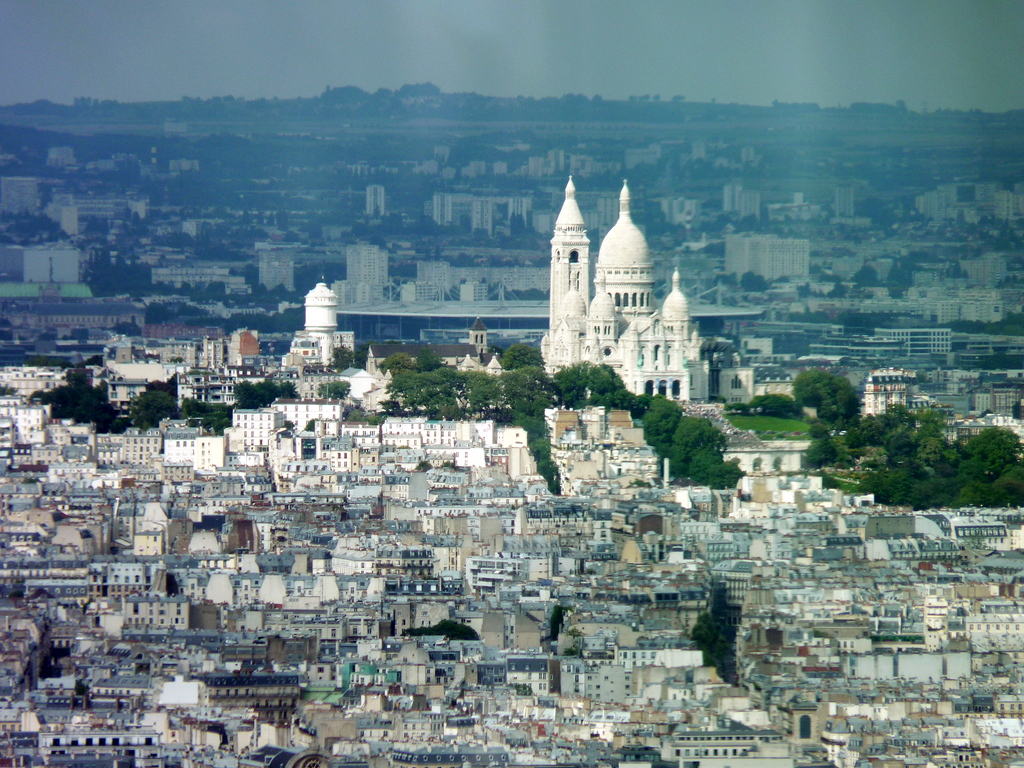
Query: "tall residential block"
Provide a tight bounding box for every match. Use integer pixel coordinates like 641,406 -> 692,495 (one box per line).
365,184 -> 386,217
1,177 -> 40,214
834,185 -> 855,217
257,246 -> 295,292
725,234 -> 809,280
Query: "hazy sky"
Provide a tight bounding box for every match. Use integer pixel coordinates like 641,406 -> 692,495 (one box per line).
3,0 -> 1024,112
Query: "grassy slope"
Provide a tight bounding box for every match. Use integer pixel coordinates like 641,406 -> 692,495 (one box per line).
725,414 -> 809,433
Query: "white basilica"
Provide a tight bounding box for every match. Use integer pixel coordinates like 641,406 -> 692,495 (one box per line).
541,178 -> 753,403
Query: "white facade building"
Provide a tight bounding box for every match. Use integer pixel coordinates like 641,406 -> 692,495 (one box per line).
365,184 -> 386,217
231,408 -> 285,452
285,282 -> 353,367
542,179 -> 750,402
725,234 -> 809,280
862,368 -> 916,416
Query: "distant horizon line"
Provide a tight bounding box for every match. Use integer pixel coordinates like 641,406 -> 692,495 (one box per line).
0,85 -> 1011,116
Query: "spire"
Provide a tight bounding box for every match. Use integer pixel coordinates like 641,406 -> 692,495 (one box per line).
619,180 -> 631,217
555,176 -> 586,230
672,268 -> 680,291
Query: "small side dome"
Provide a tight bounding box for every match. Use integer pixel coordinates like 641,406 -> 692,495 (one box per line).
589,274 -> 616,319
562,286 -> 587,318
661,269 -> 689,323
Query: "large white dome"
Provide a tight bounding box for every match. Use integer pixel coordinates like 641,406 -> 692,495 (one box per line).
598,182 -> 651,270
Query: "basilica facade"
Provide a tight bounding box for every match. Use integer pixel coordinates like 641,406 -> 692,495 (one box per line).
541,179 -> 752,403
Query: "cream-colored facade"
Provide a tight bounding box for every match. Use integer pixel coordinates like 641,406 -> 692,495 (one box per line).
542,179 -> 751,402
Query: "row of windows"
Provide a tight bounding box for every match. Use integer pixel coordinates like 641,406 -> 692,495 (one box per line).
614,292 -> 651,308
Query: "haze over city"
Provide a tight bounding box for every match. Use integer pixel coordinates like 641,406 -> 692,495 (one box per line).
3,0 -> 1024,112
9,3 -> 1024,767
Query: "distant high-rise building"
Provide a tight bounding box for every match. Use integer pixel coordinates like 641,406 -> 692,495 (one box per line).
662,197 -> 701,226
346,243 -> 388,301
417,261 -> 452,295
471,199 -> 493,235
725,234 -> 809,280
994,189 -> 1022,221
722,182 -> 743,213
1,177 -> 40,214
432,192 -> 453,226
834,184 -> 855,217
257,246 -> 295,292
22,245 -> 81,284
508,196 -> 532,226
365,184 -> 386,217
737,190 -> 761,220
46,147 -> 76,168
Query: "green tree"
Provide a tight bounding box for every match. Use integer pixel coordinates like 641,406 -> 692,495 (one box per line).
234,380 -> 297,409
331,346 -> 355,372
500,343 -> 544,371
415,348 -> 444,372
380,352 -> 416,376
25,355 -> 72,368
550,604 -> 567,640
35,371 -> 118,432
745,394 -> 801,419
405,620 -> 479,641
739,272 -> 768,292
181,400 -> 233,434
464,371 -> 502,419
554,362 -> 635,411
387,367 -> 468,420
958,427 -> 1023,484
642,396 -> 683,459
792,369 -> 859,426
502,366 -> 557,425
670,416 -> 743,488
691,611 -> 729,670
353,342 -> 371,369
317,381 -> 351,400
129,390 -> 179,430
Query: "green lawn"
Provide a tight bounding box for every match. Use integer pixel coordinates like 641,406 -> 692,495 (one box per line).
725,414 -> 810,433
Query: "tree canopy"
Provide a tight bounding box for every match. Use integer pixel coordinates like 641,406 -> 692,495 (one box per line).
234,380 -> 297,410
34,371 -> 119,432
810,402 -> 1024,509
330,346 -> 354,372
640,396 -> 744,489
404,620 -> 479,641
181,400 -> 233,434
317,381 -> 351,400
129,390 -> 179,430
500,343 -> 544,371
792,369 -> 859,426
